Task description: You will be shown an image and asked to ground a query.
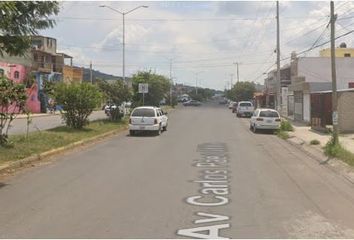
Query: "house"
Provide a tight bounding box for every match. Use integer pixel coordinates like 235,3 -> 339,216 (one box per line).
311,89 -> 354,133
0,35 -> 83,113
287,56 -> 354,122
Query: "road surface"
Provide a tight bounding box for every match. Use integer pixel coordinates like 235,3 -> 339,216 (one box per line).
1,103 -> 354,238
8,111 -> 107,135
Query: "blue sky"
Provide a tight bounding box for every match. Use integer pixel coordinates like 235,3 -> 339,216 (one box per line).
41,1 -> 354,90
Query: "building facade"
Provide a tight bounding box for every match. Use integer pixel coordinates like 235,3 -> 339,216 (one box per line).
0,36 -> 83,113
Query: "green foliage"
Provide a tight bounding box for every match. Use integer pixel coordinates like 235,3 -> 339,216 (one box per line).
0,1 -> 59,56
323,135 -> 354,166
132,71 -> 171,107
97,79 -> 131,105
97,79 -> 131,121
276,130 -> 289,140
225,81 -> 256,102
0,119 -> 127,164
165,94 -> 178,107
53,83 -> 102,129
188,88 -> 214,102
280,120 -> 294,131
310,139 -> 320,145
0,77 -> 27,146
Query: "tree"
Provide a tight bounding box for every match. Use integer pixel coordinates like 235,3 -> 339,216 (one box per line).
0,1 -> 60,56
132,71 -> 171,107
0,77 -> 27,146
97,80 -> 131,121
53,83 -> 101,129
226,81 -> 256,102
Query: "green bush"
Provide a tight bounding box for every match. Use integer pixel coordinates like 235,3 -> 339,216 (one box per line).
54,83 -> 102,129
0,77 -> 27,146
280,120 -> 294,131
324,136 -> 354,166
310,139 -> 320,145
276,130 -> 289,140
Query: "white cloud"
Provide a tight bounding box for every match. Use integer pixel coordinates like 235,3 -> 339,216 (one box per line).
41,1 -> 354,90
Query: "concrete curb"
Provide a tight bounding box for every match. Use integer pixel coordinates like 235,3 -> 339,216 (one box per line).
16,113 -> 60,119
285,135 -> 354,184
0,125 -> 128,174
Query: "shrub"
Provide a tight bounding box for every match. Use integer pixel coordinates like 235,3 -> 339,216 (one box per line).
276,130 -> 289,140
54,83 -> 101,129
280,119 -> 294,132
0,77 -> 27,146
310,139 -> 320,145
324,135 -> 354,166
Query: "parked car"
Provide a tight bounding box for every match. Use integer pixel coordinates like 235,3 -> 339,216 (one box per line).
232,102 -> 238,113
228,101 -> 235,109
129,106 -> 168,136
250,108 -> 281,133
236,101 -> 254,117
183,100 -> 202,106
219,99 -> 227,105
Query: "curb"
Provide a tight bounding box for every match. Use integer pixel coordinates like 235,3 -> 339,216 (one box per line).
16,113 -> 60,119
285,135 -> 354,185
0,125 -> 128,174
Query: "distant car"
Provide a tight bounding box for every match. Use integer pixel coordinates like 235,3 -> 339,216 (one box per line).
232,102 -> 238,113
219,99 -> 227,105
236,101 -> 254,117
228,101 -> 235,109
250,108 -> 281,133
129,106 -> 168,136
183,100 -> 202,106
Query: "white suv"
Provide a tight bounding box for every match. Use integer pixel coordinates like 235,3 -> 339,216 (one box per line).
236,101 -> 254,117
250,108 -> 281,133
129,106 -> 168,136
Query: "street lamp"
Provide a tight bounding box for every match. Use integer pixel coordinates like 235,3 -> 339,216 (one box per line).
99,5 -> 149,83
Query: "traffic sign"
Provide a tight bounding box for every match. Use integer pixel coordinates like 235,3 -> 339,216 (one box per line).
139,83 -> 149,93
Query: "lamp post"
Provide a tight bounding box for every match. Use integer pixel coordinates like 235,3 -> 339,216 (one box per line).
99,5 -> 148,83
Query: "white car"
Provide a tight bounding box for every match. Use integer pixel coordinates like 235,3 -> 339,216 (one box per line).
250,108 -> 281,133
129,106 -> 168,136
236,101 -> 254,117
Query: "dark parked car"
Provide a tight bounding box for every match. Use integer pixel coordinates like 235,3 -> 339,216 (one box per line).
183,100 -> 202,106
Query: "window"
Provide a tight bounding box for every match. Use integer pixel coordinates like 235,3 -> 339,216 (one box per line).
14,71 -> 20,79
239,102 -> 252,107
344,53 -> 351,57
259,110 -> 279,118
131,108 -> 155,117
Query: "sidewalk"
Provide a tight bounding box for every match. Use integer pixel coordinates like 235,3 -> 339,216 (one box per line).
288,120 -> 354,155
16,112 -> 60,119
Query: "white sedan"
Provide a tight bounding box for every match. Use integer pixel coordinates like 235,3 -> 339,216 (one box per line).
249,108 -> 281,133
129,106 -> 168,136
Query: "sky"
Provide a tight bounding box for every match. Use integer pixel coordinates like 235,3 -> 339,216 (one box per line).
41,1 -> 354,90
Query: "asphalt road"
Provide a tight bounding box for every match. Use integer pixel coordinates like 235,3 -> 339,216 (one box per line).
1,102 -> 354,238
8,111 -> 107,135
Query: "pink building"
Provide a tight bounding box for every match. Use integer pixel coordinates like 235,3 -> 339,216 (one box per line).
0,62 -> 41,113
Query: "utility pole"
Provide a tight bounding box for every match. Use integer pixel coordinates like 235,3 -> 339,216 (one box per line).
90,61 -> 93,84
233,62 -> 240,82
195,73 -> 198,95
276,1 -> 281,112
169,58 -> 173,106
330,1 -> 339,144
230,74 -> 234,88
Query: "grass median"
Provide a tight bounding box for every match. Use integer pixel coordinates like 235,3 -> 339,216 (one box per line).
0,119 -> 128,166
